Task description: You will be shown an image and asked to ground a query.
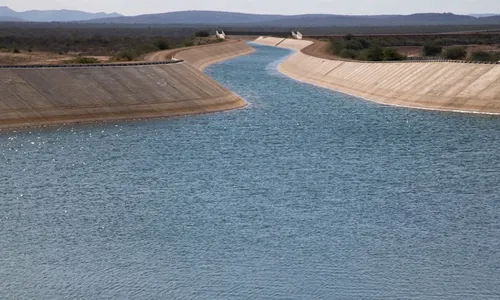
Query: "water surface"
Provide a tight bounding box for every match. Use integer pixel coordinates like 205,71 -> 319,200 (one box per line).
1,44 -> 500,299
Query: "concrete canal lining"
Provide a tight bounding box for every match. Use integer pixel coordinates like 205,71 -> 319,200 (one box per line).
0,41 -> 254,130
253,37 -> 500,115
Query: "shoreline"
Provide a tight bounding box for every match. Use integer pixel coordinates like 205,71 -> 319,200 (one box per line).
253,37 -> 500,115
278,63 -> 500,116
0,95 -> 248,133
0,41 -> 255,131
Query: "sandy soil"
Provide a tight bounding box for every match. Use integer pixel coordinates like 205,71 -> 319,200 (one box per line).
0,51 -> 70,65
300,39 -> 361,62
0,36 -> 232,65
301,40 -> 338,60
465,44 -> 500,53
0,50 -> 110,65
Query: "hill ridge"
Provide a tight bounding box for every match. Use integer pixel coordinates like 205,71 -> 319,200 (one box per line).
0,6 -> 121,22
86,10 -> 500,27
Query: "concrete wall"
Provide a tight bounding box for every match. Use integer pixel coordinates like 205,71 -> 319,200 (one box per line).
0,41 -> 255,130
253,37 -> 500,114
174,41 -> 254,70
252,36 -> 285,47
0,62 -> 245,129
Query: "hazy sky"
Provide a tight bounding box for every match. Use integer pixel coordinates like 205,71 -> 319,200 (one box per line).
3,0 -> 500,16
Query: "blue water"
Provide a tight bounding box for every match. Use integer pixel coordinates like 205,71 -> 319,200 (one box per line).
1,44 -> 500,299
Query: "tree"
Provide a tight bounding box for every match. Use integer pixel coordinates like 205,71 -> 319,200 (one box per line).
344,39 -> 365,50
330,40 -> 344,55
339,49 -> 358,59
154,39 -> 169,50
422,43 -> 442,56
66,56 -> 100,64
383,48 -> 406,61
443,46 -> 467,60
194,31 -> 210,38
360,45 -> 384,61
470,51 -> 500,62
470,51 -> 491,61
343,33 -> 354,41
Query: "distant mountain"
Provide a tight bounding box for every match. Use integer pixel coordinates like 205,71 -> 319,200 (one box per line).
469,14 -> 499,18
88,11 -> 283,25
2,8 -> 500,26
476,15 -> 500,24
260,13 -> 477,27
87,11 -> 500,27
0,6 -> 122,22
0,16 -> 23,22
0,6 -> 16,16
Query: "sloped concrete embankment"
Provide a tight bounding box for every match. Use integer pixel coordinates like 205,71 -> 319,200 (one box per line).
143,40 -> 255,70
0,41 -> 255,130
253,37 -> 500,114
174,41 -> 255,70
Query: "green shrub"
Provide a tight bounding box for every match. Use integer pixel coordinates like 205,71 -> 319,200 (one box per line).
422,43 -> 442,56
339,49 -> 358,59
444,46 -> 467,60
112,50 -> 135,61
359,45 -> 384,61
343,33 -> 354,41
358,39 -> 371,49
154,40 -> 169,50
470,51 -> 500,62
344,40 -> 365,51
331,40 -> 344,55
66,56 -> 100,64
194,31 -> 210,38
183,40 -> 195,47
383,47 -> 406,61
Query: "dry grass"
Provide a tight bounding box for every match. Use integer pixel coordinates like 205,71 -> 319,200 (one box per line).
0,50 -> 110,65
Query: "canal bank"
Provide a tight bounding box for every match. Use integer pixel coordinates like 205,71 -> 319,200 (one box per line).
2,44 -> 500,300
253,37 -> 500,115
0,41 -> 253,130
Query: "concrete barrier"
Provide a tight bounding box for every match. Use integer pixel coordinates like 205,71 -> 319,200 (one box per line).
0,41 -> 255,130
253,37 -> 500,115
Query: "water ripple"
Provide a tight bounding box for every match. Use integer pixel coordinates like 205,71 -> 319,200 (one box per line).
1,44 -> 500,299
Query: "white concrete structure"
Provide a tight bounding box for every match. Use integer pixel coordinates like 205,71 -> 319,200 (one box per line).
216,31 -> 226,40
291,31 -> 303,40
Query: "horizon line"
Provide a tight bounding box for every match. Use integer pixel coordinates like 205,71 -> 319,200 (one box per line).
2,6 -> 499,17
